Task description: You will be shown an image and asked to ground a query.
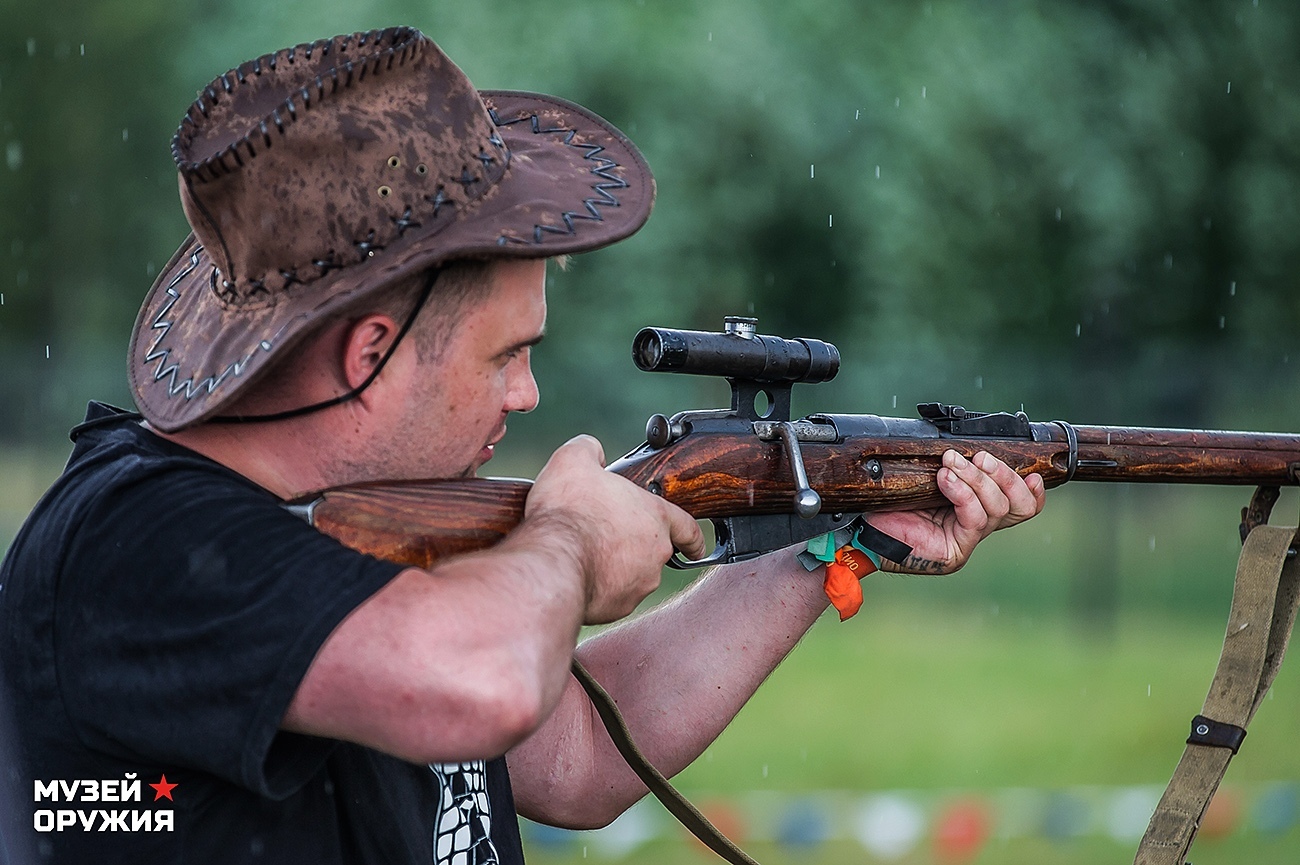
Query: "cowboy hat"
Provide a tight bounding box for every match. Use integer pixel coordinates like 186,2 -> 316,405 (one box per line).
129,26 -> 654,432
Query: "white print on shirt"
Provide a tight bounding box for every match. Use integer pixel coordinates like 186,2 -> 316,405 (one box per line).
430,761 -> 499,865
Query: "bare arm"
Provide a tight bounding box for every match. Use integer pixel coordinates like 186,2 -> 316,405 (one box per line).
282,514 -> 590,764
506,549 -> 826,828
507,449 -> 1046,828
282,436 -> 705,765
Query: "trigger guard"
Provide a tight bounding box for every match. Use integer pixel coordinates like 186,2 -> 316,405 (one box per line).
667,519 -> 732,570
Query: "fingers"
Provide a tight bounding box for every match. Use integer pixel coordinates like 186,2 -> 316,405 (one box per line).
939,450 -> 1005,536
938,449 -> 1045,540
663,502 -> 707,561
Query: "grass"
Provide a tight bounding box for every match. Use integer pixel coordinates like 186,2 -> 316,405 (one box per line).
6,450 -> 1299,862
526,605 -> 1300,864
0,446 -> 67,553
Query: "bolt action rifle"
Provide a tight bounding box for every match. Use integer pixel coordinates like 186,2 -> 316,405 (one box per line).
289,317 -> 1300,865
291,315 -> 1300,571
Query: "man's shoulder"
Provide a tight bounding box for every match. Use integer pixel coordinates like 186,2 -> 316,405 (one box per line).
64,402 -> 263,497
3,403 -> 275,583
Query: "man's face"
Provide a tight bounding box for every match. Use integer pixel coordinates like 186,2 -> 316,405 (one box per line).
386,258 -> 546,479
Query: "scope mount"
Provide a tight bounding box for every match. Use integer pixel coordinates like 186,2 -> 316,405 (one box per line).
634,317 -> 846,567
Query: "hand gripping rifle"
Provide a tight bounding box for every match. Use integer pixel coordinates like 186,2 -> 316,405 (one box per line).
291,317 -> 1300,865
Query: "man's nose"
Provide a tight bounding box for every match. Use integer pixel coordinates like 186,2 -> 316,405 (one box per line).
506,356 -> 540,414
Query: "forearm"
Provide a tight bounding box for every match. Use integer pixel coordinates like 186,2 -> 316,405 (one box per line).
285,512 -> 590,763
507,547 -> 830,827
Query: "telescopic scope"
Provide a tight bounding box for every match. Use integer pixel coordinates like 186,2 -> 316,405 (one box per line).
632,316 -> 840,384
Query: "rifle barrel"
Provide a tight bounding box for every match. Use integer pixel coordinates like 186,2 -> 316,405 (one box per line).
1062,424 -> 1300,486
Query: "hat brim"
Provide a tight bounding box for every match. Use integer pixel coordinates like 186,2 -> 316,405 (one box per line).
129,91 -> 654,432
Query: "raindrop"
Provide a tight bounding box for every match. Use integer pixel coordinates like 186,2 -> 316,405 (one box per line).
27,38 -> 36,57
1164,253 -> 1173,269
146,261 -> 156,276
921,86 -> 927,99
892,395 -> 897,408
975,375 -> 983,390
707,32 -> 712,42
1055,207 -> 1062,221
5,141 -> 21,171
122,129 -> 129,142
45,345 -> 50,359
875,165 -> 880,179
894,97 -> 900,107
1227,81 -> 1232,94
761,764 -> 769,778
1,293 -> 4,305
1149,536 -> 1156,552
828,214 -> 833,228
1219,316 -> 1225,329
1075,324 -> 1081,337
1230,281 -> 1236,296
80,44 -> 85,56
810,164 -> 815,179
1147,685 -> 1151,697
855,109 -> 860,120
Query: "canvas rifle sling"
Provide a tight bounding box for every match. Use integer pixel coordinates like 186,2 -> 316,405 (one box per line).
1134,513 -> 1300,865
571,660 -> 761,865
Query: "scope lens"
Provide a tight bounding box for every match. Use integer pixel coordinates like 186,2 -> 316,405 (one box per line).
634,332 -> 663,369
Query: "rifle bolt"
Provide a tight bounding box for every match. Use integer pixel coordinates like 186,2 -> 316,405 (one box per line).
865,458 -> 884,481
794,488 -> 822,519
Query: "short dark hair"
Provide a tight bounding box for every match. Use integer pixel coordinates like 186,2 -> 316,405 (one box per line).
371,259 -> 495,361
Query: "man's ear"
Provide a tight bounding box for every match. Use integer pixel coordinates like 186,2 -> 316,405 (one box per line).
340,314 -> 403,396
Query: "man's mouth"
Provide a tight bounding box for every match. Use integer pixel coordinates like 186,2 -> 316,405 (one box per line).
478,427 -> 508,463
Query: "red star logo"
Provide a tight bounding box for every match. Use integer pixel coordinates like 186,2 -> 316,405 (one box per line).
149,774 -> 178,801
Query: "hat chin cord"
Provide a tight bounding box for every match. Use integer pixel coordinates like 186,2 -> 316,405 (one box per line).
212,269 -> 440,425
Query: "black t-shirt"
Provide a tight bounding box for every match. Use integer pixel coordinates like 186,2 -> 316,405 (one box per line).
0,402 -> 526,864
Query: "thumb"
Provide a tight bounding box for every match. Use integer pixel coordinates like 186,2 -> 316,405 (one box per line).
557,434 -> 607,469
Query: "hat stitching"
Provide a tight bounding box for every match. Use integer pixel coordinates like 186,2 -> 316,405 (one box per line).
488,109 -> 629,247
393,207 -> 421,236
144,249 -> 279,401
172,27 -> 422,185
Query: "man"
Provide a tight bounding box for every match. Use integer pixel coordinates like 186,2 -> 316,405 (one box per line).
0,27 -> 1044,864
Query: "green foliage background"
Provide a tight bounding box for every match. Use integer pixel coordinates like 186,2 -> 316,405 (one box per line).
3,0 -> 1299,616
3,3 -> 1300,861
5,0 -> 1299,440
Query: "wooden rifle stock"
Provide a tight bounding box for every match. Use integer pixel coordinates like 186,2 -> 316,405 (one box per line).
294,415 -> 1300,568
287,320 -> 1300,865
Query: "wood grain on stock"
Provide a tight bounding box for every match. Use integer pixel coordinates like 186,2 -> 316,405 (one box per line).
305,478 -> 531,568
302,421 -> 1300,567
1069,425 -> 1300,485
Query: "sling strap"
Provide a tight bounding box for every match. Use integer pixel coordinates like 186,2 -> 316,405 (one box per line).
571,660 -> 761,865
1133,514 -> 1300,864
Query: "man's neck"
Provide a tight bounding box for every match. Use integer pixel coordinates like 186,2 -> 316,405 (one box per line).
152,422 -> 335,500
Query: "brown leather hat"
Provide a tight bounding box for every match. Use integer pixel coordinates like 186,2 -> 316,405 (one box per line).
129,26 -> 654,432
